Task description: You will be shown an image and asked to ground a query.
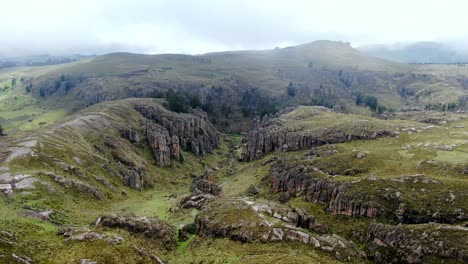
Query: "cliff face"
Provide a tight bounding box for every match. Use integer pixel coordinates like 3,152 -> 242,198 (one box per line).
269,157 -> 467,224
242,106 -> 395,161
270,159 -> 381,218
135,105 -> 220,167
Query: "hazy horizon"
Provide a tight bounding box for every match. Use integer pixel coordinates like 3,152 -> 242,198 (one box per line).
2,0 -> 468,56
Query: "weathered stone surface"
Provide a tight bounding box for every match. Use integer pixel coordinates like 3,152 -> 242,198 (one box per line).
241,107 -> 395,161
195,199 -> 366,262
96,214 -> 176,249
57,227 -> 124,245
15,177 -> 39,190
11,253 -> 33,264
180,168 -> 222,209
269,158 -> 467,223
22,210 -> 54,221
190,169 -> 222,196
269,159 -> 381,218
39,172 -> 103,199
135,104 -> 220,166
121,127 -> 141,144
131,244 -> 165,264
180,193 -> 214,209
367,222 -> 468,264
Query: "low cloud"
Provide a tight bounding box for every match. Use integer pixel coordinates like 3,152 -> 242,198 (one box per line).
1,0 -> 468,56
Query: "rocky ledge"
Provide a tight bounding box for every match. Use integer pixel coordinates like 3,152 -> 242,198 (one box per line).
242,106 -> 395,161
95,213 -> 176,249
194,199 -> 366,262
366,222 -> 468,263
269,157 -> 467,224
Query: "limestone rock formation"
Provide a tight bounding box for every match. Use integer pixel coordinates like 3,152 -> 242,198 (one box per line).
95,214 -> 176,249
195,199 -> 366,262
242,106 -> 395,161
366,222 -> 468,263
179,168 -> 222,209
269,158 -> 467,223
136,104 -> 220,166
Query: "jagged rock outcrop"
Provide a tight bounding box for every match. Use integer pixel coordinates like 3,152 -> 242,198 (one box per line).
366,222 -> 468,263
57,227 -> 124,245
179,193 -> 214,209
270,159 -> 381,218
190,169 -> 222,196
242,106 -> 395,161
250,202 -> 329,233
121,127 -> 141,145
269,158 -> 467,223
179,169 -> 222,209
195,199 -> 366,262
95,214 -> 176,249
135,104 -> 220,166
119,168 -> 144,190
39,172 -> 103,199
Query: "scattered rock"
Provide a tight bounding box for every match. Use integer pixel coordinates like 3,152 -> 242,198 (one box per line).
11,253 -> 33,264
131,244 -> 165,264
80,259 -> 97,264
190,169 -> 222,196
39,172 -> 103,199
195,199 -> 366,262
57,227 -> 124,245
355,152 -> 367,159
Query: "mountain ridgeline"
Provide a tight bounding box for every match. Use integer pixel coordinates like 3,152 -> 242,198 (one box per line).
22,40 -> 468,133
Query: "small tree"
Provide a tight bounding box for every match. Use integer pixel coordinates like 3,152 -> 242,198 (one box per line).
287,83 -> 297,97
11,78 -> 16,87
25,83 -> 32,93
166,89 -> 189,113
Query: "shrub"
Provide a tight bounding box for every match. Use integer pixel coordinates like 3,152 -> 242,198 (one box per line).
287,82 -> 297,97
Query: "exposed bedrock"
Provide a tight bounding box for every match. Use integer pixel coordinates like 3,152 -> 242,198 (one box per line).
194,199 -> 366,262
135,105 -> 220,166
366,222 -> 468,264
269,159 -> 467,224
95,213 -> 176,249
241,107 -> 395,161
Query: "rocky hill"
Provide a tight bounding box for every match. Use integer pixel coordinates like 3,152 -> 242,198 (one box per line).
4,40 -> 468,134
0,42 -> 468,264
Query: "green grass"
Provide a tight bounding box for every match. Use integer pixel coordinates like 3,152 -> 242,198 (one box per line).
435,150 -> 468,164
1,49 -> 468,262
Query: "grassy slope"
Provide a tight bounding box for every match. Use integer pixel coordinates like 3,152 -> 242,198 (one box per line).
0,64 -> 82,133
3,40 -> 468,134
0,42 -> 468,263
1,101 -> 468,263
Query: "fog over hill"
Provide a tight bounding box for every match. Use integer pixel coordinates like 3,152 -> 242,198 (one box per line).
359,42 -> 468,64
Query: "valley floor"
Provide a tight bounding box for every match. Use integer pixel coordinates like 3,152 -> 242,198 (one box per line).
0,100 -> 467,264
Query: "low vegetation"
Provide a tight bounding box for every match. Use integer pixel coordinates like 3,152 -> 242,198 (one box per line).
0,41 -> 467,263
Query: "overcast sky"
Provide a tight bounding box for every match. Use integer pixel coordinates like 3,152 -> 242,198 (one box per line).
1,0 -> 468,56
